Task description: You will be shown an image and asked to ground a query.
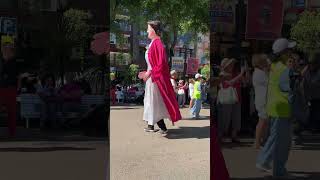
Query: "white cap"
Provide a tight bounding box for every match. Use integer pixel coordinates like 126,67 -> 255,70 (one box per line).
195,73 -> 203,79
272,38 -> 296,54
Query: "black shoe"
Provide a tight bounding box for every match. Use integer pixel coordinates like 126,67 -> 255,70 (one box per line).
144,126 -> 158,132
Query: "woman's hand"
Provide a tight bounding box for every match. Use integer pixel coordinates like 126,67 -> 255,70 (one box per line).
143,71 -> 151,82
138,71 -> 146,79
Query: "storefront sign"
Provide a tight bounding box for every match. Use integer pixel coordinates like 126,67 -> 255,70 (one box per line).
171,57 -> 184,72
210,1 -> 235,33
246,0 -> 284,40
294,0 -> 305,7
187,58 -> 199,75
0,17 -> 17,35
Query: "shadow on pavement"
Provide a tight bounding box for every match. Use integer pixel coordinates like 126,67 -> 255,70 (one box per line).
111,107 -> 140,110
183,116 -> 210,120
231,171 -> 320,180
164,126 -> 209,139
221,142 -> 253,149
0,147 -> 96,152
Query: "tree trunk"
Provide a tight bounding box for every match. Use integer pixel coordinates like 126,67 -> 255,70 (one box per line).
193,31 -> 198,58
131,22 -> 139,65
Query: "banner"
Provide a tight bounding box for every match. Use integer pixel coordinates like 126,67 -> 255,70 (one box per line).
171,57 -> 184,72
0,17 -> 17,35
246,0 -> 284,40
210,0 -> 235,34
187,58 -> 199,75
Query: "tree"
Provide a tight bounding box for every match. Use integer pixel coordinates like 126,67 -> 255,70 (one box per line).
291,10 -> 320,57
201,64 -> 210,80
38,8 -> 91,84
128,64 -> 139,83
112,0 -> 209,56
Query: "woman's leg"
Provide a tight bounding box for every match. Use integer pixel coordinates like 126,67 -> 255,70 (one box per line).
178,95 -> 183,107
157,119 -> 167,131
231,103 -> 242,142
218,104 -> 232,139
255,118 -> 268,149
189,98 -> 194,109
182,94 -> 186,108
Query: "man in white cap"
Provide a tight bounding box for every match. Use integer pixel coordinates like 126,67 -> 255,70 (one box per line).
256,38 -> 296,178
190,73 -> 203,119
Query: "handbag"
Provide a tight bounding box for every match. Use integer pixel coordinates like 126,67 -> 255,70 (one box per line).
217,84 -> 239,104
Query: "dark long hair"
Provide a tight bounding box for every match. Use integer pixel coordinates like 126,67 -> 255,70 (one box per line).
147,20 -> 162,36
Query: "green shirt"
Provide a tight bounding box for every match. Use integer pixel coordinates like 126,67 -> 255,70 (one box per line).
266,61 -> 291,118
193,81 -> 201,100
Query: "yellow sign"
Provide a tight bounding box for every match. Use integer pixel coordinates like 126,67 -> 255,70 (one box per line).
1,35 -> 14,45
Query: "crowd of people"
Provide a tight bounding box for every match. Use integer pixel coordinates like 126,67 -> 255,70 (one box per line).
170,70 -> 209,119
213,38 -> 320,178
17,72 -> 94,129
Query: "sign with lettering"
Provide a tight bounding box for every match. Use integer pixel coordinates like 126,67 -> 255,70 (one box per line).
246,0 -> 284,40
171,57 -> 184,72
210,0 -> 235,33
0,17 -> 17,35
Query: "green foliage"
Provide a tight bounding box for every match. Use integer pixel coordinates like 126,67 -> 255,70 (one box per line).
291,11 -> 320,56
200,64 -> 210,80
63,9 -> 91,46
120,64 -> 139,84
112,0 -> 209,48
129,64 -> 139,82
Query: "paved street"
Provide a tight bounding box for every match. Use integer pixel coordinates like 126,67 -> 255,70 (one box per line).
222,134 -> 320,180
110,105 -> 210,180
0,140 -> 108,180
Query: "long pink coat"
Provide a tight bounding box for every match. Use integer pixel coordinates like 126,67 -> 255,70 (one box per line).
148,39 -> 182,123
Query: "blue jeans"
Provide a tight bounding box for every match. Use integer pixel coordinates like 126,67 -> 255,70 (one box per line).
256,118 -> 292,176
190,99 -> 202,118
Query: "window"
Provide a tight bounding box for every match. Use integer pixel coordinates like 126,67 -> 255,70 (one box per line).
0,0 -> 15,8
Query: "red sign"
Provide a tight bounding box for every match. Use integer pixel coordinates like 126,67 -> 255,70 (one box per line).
246,0 -> 284,40
187,58 -> 199,75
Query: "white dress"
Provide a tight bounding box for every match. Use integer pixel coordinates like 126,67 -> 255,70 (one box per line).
189,83 -> 194,99
252,68 -> 268,119
143,40 -> 170,125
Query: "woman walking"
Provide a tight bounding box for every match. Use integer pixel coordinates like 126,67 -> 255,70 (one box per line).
252,54 -> 270,149
188,78 -> 195,108
139,20 -> 182,134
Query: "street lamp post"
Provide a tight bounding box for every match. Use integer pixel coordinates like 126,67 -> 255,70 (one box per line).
57,0 -> 68,85
180,45 -> 193,80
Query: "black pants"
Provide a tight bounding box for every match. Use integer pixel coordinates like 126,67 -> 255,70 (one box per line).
149,119 -> 167,131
